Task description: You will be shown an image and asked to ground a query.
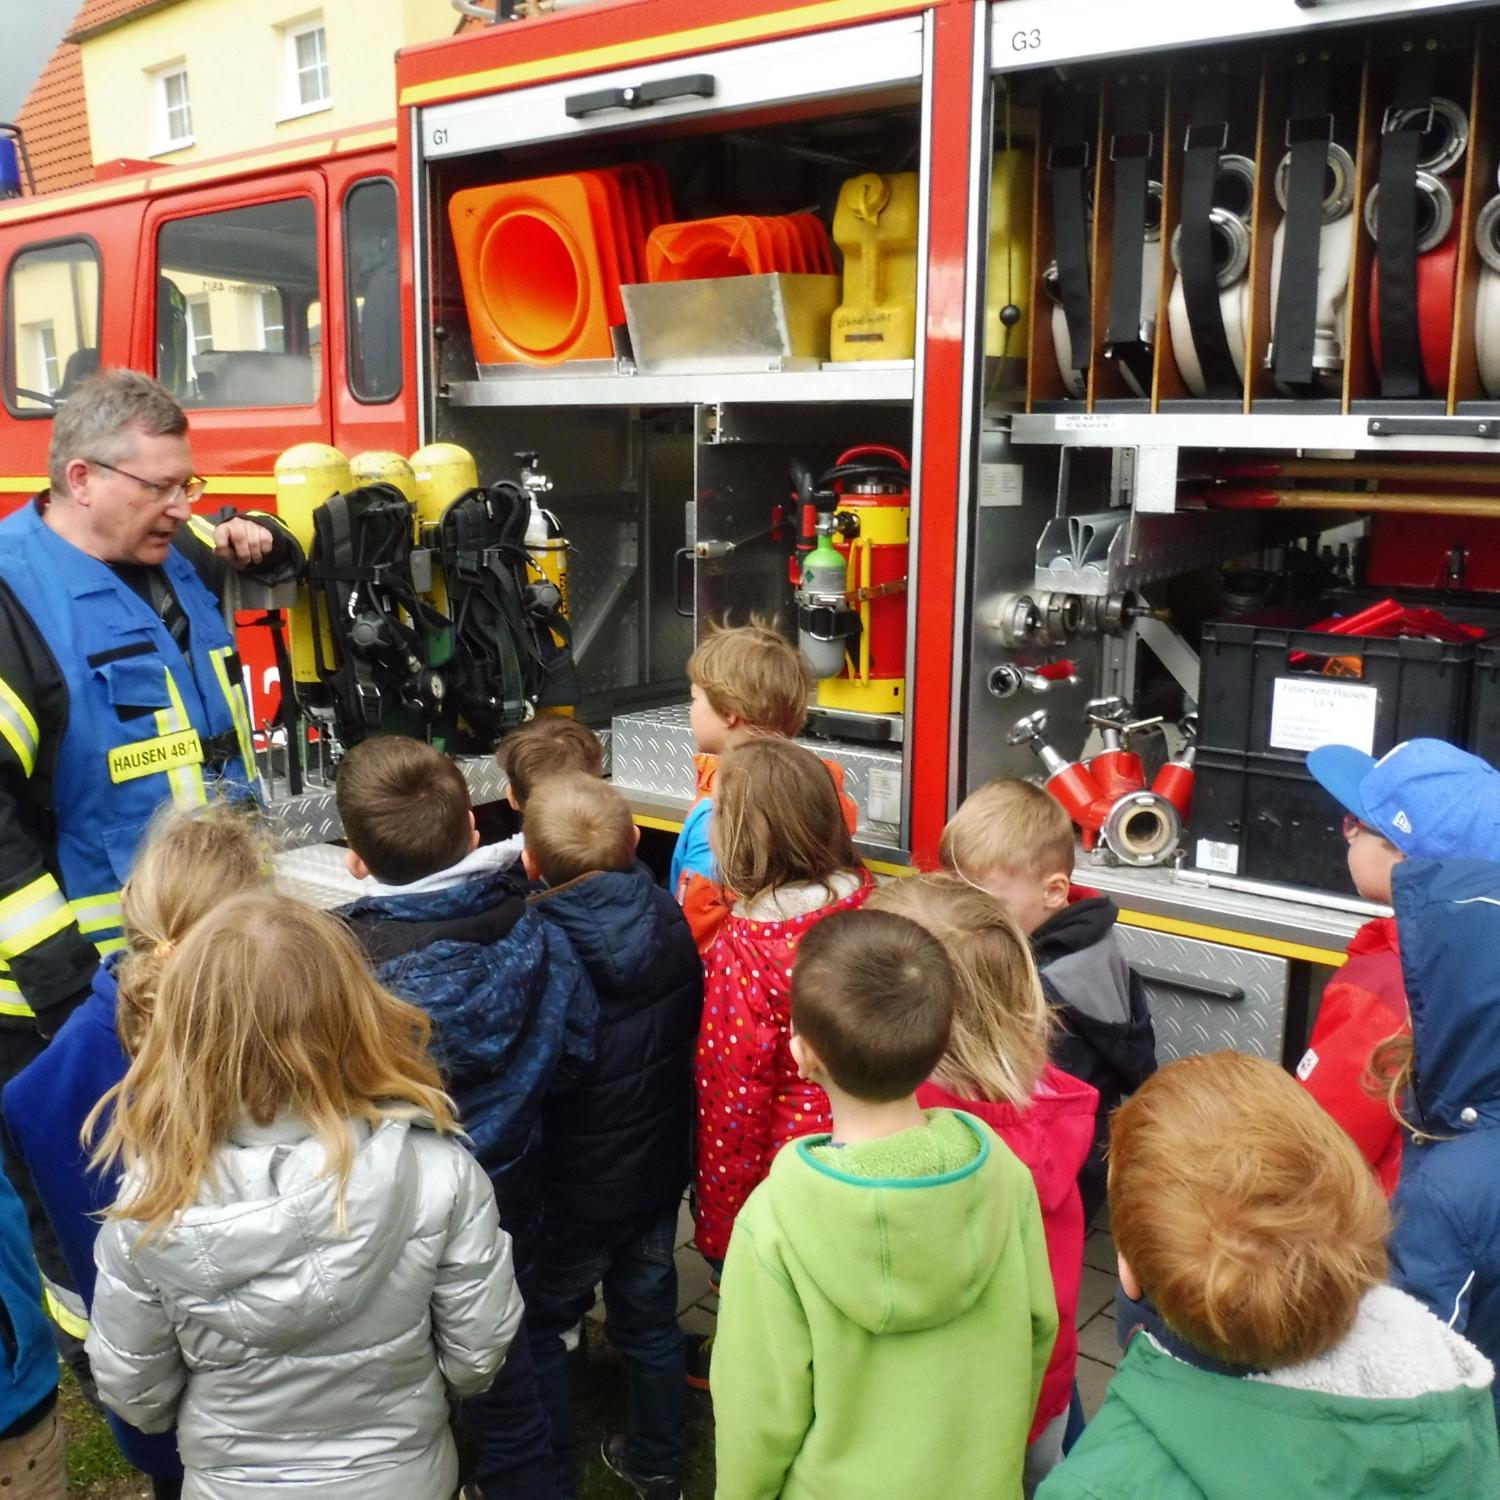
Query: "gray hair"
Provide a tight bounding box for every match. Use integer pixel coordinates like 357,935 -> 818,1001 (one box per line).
48,368 -> 188,497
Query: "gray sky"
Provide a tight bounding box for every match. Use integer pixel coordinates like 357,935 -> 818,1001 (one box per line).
0,0 -> 78,121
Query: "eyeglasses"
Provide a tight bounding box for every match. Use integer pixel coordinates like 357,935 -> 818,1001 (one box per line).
87,458 -> 206,506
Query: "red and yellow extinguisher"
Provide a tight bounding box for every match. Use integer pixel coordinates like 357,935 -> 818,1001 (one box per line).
814,444 -> 910,716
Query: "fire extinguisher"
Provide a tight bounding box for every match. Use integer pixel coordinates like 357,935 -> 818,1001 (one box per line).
791,445 -> 910,717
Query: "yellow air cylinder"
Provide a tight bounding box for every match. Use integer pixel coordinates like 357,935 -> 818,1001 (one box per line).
274,443 -> 351,685
830,172 -> 920,362
350,450 -> 417,503
410,443 -> 478,617
986,149 -> 1034,362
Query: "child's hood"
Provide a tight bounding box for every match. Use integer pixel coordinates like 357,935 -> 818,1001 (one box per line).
760,1112 -> 1035,1335
532,863 -> 671,996
123,1115 -> 427,1349
1395,858 -> 1500,1133
1098,1287 -> 1496,1496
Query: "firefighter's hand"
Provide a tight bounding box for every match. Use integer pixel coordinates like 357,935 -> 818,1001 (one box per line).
213,517 -> 275,568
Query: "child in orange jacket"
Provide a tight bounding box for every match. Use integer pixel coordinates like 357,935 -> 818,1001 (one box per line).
668,624 -> 857,955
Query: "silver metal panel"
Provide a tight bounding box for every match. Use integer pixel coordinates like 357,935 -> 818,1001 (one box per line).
274,844 -> 365,910
609,704 -> 904,846
446,365 -> 914,409
990,0 -> 1488,74
1011,409 -> 1500,454
1085,859 -> 1366,951
622,275 -> 841,375
419,17 -> 922,158
1114,924 -> 1290,1065
265,753 -> 514,849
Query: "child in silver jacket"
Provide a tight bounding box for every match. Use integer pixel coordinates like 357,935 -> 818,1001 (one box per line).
86,890 -> 522,1500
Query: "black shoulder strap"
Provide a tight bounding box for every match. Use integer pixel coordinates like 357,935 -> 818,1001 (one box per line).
1179,74 -> 1240,399
1049,87 -> 1094,386
1376,45 -> 1438,399
1272,58 -> 1334,393
1104,81 -> 1155,393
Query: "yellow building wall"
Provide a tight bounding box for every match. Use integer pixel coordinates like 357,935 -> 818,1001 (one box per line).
80,0 -> 456,165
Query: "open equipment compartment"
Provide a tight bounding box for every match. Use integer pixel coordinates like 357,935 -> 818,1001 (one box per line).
408,11 -> 934,857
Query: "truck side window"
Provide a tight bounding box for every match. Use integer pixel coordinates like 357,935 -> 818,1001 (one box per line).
5,239 -> 101,415
156,198 -> 321,409
345,177 -> 401,403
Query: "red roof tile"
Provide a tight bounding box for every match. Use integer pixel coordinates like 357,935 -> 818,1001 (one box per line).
13,31 -> 92,195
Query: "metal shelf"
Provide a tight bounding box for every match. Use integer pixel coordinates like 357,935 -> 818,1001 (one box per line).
445,363 -> 915,409
1008,410 -> 1500,454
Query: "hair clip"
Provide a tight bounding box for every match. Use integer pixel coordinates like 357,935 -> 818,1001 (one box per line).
152,939 -> 176,960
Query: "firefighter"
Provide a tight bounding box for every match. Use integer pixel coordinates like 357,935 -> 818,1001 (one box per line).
0,368 -> 298,1328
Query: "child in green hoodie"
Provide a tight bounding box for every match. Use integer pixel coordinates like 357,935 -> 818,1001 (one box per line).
1036,1051 -> 1500,1500
710,907 -> 1057,1500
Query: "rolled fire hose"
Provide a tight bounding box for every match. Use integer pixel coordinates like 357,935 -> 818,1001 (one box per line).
1049,182 -> 1161,399
1168,195 -> 1252,396
1268,142 -> 1356,396
1475,179 -> 1500,397
1365,169 -> 1458,396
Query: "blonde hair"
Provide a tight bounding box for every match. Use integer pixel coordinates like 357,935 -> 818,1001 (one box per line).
115,801 -> 272,1055
525,773 -> 635,886
712,738 -> 859,905
497,717 -> 604,808
1364,1030 -> 1439,1143
1110,1051 -> 1390,1370
867,872 -> 1050,1106
940,779 -> 1075,883
687,621 -> 812,738
89,890 -> 456,1244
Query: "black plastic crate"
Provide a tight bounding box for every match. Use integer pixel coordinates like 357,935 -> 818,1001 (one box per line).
1193,604 -> 1477,892
1198,607 -> 1475,762
1470,640 -> 1500,769
1191,749 -> 1355,895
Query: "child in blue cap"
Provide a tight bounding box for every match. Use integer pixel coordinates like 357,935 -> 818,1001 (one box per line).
1296,739 -> 1500,1195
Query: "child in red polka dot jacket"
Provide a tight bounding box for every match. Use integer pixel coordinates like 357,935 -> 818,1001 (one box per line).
694,738 -> 873,1267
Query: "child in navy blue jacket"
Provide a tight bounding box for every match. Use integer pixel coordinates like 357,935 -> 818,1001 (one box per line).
2,801 -> 271,1499
335,736 -> 598,1500
524,773 -> 703,1500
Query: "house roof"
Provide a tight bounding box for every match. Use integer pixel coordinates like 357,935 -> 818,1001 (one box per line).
67,0 -> 186,44
13,29 -> 93,194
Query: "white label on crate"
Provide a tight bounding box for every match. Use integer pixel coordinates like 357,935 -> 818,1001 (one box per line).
1055,413 -> 1123,431
978,462 -> 1024,507
866,765 -> 903,826
1195,838 -> 1241,875
1268,677 -> 1379,755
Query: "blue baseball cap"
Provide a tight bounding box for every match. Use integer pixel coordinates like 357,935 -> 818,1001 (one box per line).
1306,738 -> 1500,861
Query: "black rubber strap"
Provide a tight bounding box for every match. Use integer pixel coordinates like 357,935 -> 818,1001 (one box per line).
1105,84 -> 1155,389
1179,75 -> 1240,398
1272,60 -> 1333,392
1049,90 -> 1093,380
1376,47 -> 1437,399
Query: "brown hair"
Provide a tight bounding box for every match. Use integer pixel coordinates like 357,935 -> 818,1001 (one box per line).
712,738 -> 860,905
687,621 -> 813,738
867,873 -> 1050,1106
940,779 -> 1075,882
89,891 -> 456,1245
1110,1051 -> 1390,1370
335,736 -> 472,885
792,909 -> 956,1102
1364,1030 -> 1438,1143
497,716 -> 605,808
116,801 -> 273,1055
525,773 -> 636,886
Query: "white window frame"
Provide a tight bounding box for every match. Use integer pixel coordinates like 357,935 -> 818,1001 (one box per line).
184,295 -> 212,379
24,323 -> 58,395
256,289 -> 285,352
150,62 -> 194,155
279,17 -> 332,123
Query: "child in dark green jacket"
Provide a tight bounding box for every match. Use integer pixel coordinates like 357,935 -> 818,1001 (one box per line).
711,908 -> 1056,1500
1037,1051 -> 1500,1500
